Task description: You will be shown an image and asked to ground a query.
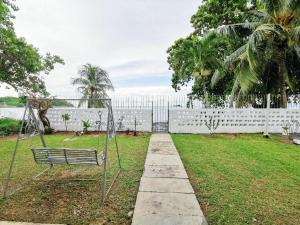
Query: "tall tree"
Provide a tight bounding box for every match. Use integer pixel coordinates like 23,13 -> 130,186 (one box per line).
167,33 -> 227,106
71,63 -> 114,108
167,0 -> 256,101
0,0 -> 64,96
191,0 -> 256,35
216,0 -> 300,108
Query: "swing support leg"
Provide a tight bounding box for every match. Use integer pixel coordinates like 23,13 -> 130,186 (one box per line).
101,107 -> 110,203
3,103 -> 29,198
114,134 -> 122,169
112,112 -> 122,170
3,101 -> 50,198
32,166 -> 52,180
101,105 -> 122,203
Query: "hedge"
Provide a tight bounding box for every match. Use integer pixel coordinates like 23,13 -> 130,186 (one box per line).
0,117 -> 22,136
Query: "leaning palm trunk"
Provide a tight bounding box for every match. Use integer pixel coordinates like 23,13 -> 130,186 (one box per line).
278,62 -> 288,108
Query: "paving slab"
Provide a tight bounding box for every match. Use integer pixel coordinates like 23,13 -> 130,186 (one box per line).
149,146 -> 177,155
132,134 -> 207,225
133,192 -> 203,216
150,134 -> 171,140
149,141 -> 176,148
145,154 -> 183,166
143,165 -> 188,179
139,177 -> 194,193
132,215 -> 207,225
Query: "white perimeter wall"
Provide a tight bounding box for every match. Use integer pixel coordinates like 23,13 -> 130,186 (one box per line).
169,108 -> 300,133
2,107 -> 300,134
46,108 -> 152,132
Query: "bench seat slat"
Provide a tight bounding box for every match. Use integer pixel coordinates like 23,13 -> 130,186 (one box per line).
31,148 -> 104,166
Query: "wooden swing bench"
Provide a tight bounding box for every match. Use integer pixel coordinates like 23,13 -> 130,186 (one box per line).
31,148 -> 104,166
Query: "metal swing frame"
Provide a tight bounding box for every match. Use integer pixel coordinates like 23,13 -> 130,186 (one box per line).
3,98 -> 121,203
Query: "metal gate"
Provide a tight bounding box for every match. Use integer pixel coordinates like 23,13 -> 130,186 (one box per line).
152,97 -> 169,133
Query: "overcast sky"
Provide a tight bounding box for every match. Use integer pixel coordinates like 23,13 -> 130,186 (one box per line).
1,0 -> 201,97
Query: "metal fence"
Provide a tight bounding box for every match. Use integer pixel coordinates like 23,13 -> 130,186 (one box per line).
109,94 -> 300,109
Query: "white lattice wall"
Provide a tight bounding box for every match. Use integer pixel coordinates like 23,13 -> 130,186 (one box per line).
46,108 -> 152,132
2,107 -> 300,134
169,109 -> 300,134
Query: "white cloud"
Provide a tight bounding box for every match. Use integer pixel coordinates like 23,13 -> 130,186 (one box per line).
106,59 -> 169,80
1,0 -> 200,97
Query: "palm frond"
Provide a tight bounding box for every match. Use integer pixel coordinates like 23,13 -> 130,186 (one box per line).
260,0 -> 284,15
71,77 -> 90,86
234,52 -> 258,94
247,9 -> 269,20
290,26 -> 300,46
293,45 -> 300,58
94,83 -> 114,91
72,63 -> 114,104
217,22 -> 260,36
229,79 -> 240,106
249,24 -> 281,46
225,44 -> 247,66
246,42 -> 259,73
211,70 -> 223,88
284,0 -> 300,12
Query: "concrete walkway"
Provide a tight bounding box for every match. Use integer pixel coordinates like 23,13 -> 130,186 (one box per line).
132,134 -> 207,225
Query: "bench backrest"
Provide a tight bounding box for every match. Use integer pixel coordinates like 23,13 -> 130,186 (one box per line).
31,148 -> 102,166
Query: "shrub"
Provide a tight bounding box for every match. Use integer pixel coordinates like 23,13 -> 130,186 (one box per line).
82,120 -> 91,132
0,117 -> 22,136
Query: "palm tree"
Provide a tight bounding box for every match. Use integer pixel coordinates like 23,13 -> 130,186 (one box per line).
71,63 -> 114,108
216,0 -> 300,108
168,33 -> 225,107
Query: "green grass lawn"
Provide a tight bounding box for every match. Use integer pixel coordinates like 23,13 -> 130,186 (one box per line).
0,133 -> 150,225
172,134 -> 300,225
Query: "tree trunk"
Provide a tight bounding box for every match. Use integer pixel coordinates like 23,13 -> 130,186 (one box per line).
278,63 -> 288,108
88,90 -> 94,108
201,76 -> 209,108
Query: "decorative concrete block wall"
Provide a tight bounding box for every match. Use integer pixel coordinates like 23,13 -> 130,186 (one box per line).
169,109 -> 300,134
46,108 -> 152,132
113,109 -> 152,132
1,107 -> 300,134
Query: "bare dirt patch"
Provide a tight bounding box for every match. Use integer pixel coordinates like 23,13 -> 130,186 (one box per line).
278,138 -> 294,145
